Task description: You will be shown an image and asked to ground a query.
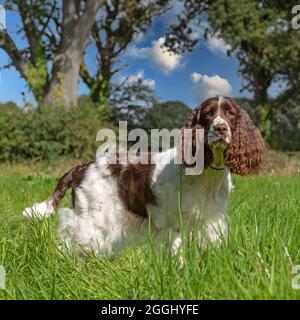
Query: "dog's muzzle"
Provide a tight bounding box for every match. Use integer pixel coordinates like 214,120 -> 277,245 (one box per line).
208,116 -> 232,146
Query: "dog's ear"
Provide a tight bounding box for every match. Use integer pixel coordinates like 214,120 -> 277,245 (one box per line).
180,108 -> 213,169
184,108 -> 200,128
224,108 -> 266,175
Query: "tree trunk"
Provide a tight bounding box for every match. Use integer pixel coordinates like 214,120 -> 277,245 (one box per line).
43,0 -> 105,107
252,71 -> 275,141
0,1 -> 105,107
43,50 -> 81,107
252,72 -> 270,127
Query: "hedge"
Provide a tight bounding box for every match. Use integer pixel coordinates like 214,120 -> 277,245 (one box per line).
0,102 -> 114,162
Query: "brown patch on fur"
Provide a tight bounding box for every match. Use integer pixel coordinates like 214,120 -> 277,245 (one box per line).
182,105 -> 214,169
108,154 -> 157,218
52,160 -> 95,208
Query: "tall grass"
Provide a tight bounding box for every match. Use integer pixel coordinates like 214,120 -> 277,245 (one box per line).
0,174 -> 299,299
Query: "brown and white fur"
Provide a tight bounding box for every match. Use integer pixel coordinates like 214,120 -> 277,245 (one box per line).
23,97 -> 266,256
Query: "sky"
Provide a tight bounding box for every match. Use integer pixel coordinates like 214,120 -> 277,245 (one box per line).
0,1 -> 267,109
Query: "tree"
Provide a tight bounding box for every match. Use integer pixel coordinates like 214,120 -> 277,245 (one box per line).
165,0 -> 207,54
165,1 -> 300,133
0,0 -> 104,107
80,0 -> 170,105
109,77 -> 158,130
270,80 -> 300,151
272,99 -> 300,151
206,1 -> 300,130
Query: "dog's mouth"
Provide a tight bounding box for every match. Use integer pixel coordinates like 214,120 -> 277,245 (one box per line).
208,134 -> 231,149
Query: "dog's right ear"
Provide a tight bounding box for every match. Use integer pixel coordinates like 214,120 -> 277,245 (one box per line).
179,107 -> 213,170
184,108 -> 201,128
178,125 -> 201,169
178,126 -> 213,170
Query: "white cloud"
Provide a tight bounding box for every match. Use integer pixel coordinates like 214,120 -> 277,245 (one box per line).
191,72 -> 202,83
121,70 -> 155,90
125,37 -> 182,74
125,45 -> 149,59
151,37 -> 182,73
206,34 -> 231,56
132,31 -> 146,43
191,73 -> 232,100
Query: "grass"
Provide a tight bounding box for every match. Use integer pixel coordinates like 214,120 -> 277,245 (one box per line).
0,171 -> 299,299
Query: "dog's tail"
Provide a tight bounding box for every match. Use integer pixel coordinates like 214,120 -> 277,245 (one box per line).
23,160 -> 94,219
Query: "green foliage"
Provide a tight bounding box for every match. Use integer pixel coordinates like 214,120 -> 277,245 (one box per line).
207,1 -> 300,87
272,101 -> 300,151
24,57 -> 48,103
0,101 -> 114,162
0,102 -> 28,162
142,101 -> 191,130
236,96 -> 300,151
111,99 -> 191,132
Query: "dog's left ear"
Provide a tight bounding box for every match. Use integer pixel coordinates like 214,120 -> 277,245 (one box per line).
225,108 -> 266,175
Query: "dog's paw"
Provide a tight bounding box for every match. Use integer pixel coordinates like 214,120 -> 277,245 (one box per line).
23,200 -> 55,219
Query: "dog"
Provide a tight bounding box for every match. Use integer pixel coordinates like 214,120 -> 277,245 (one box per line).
23,96 -> 266,256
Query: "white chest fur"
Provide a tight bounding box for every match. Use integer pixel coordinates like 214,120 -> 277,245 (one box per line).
148,149 -> 233,231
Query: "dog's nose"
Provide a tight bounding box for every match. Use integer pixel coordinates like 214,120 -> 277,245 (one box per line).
214,123 -> 228,136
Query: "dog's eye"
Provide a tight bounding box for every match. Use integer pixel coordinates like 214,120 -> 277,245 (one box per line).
226,109 -> 235,116
204,110 -> 213,117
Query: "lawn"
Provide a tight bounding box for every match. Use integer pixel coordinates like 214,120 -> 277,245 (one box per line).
0,171 -> 299,299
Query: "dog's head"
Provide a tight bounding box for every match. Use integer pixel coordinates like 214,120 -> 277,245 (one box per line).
183,96 -> 266,175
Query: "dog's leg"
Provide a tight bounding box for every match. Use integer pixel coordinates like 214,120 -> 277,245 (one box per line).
199,215 -> 228,248
172,232 -> 184,267
172,233 -> 182,253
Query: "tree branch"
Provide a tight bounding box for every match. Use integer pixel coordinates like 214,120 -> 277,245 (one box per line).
62,0 -> 105,52
0,31 -> 28,77
16,1 -> 39,64
80,58 -> 95,88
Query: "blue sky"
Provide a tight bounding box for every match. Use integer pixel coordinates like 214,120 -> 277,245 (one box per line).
0,2 -> 256,108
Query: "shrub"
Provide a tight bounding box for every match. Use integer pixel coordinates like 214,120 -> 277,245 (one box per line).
0,102 -> 115,162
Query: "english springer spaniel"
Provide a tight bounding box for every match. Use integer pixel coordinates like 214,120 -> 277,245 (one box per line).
23,97 -> 266,256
